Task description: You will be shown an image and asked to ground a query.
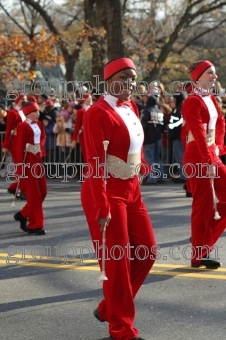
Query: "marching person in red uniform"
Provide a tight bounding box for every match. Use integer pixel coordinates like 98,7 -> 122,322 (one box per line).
2,94 -> 27,196
14,102 -> 47,235
81,58 -> 156,340
182,60 -> 226,268
70,93 -> 92,163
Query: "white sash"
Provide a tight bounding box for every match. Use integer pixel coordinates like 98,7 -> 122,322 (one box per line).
201,96 -> 217,130
18,110 -> 26,122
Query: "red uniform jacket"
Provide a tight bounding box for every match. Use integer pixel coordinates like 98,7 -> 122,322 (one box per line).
71,108 -> 86,142
182,94 -> 226,165
2,108 -> 25,149
16,121 -> 46,174
83,95 -> 150,220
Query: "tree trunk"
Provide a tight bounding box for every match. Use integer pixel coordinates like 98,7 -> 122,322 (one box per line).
29,58 -> 37,81
65,58 -> 76,82
105,0 -> 124,59
21,0 -> 82,84
84,0 -> 106,82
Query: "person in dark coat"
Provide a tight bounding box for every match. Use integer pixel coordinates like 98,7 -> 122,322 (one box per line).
42,115 -> 55,177
42,100 -> 60,123
141,95 -> 166,184
168,92 -> 186,182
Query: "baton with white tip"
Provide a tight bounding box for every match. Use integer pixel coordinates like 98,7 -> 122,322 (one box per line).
102,140 -> 109,185
211,180 -> 221,220
99,140 -> 110,281
11,144 -> 28,207
0,153 -> 6,171
210,165 -> 221,220
203,124 -> 221,220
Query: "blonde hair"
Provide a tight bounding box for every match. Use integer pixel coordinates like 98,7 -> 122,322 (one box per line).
160,103 -> 172,114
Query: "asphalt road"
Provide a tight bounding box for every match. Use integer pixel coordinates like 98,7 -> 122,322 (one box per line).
0,177 -> 226,340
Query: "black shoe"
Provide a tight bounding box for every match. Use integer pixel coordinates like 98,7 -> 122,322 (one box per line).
15,190 -> 26,200
93,308 -> 105,322
17,193 -> 26,200
27,228 -> 46,235
191,256 -> 221,269
8,189 -> 16,195
13,212 -> 27,232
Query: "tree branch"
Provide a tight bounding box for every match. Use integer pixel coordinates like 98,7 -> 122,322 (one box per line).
20,0 -> 86,82
122,0 -> 128,14
177,18 -> 226,54
66,8 -> 83,28
145,0 -> 226,80
0,3 -> 29,36
188,1 -> 226,23
20,0 -> 70,57
20,2 -> 33,36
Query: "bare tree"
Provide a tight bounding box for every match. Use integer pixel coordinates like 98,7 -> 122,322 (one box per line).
20,0 -> 124,84
20,0 -> 85,83
148,0 -> 226,81
104,0 -> 124,59
84,0 -> 124,81
84,0 -> 106,80
124,0 -> 226,81
3,0 -> 226,86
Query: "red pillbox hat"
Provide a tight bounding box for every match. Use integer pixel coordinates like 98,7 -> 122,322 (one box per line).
104,57 -> 136,80
27,95 -> 37,103
14,93 -> 25,104
22,103 -> 39,116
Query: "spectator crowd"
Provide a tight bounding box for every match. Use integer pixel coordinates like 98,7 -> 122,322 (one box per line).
0,81 -> 226,199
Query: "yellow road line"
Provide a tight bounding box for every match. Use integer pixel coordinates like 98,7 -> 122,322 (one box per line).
150,270 -> 226,280
1,259 -> 226,280
154,263 -> 226,272
1,253 -> 226,271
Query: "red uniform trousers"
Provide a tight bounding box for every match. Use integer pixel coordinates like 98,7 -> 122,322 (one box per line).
79,132 -> 89,177
184,143 -> 226,263
81,175 -> 156,340
20,154 -> 47,229
8,136 -> 25,194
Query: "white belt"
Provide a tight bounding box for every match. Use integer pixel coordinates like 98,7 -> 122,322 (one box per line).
187,129 -> 215,146
106,153 -> 141,180
25,143 -> 41,154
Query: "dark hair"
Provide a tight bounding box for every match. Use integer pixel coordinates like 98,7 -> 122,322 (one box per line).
22,101 -> 35,107
74,104 -> 83,110
43,115 -> 52,121
92,88 -> 101,99
40,94 -> 48,100
173,92 -> 185,106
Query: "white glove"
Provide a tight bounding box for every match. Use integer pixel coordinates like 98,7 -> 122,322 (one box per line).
215,146 -> 219,156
